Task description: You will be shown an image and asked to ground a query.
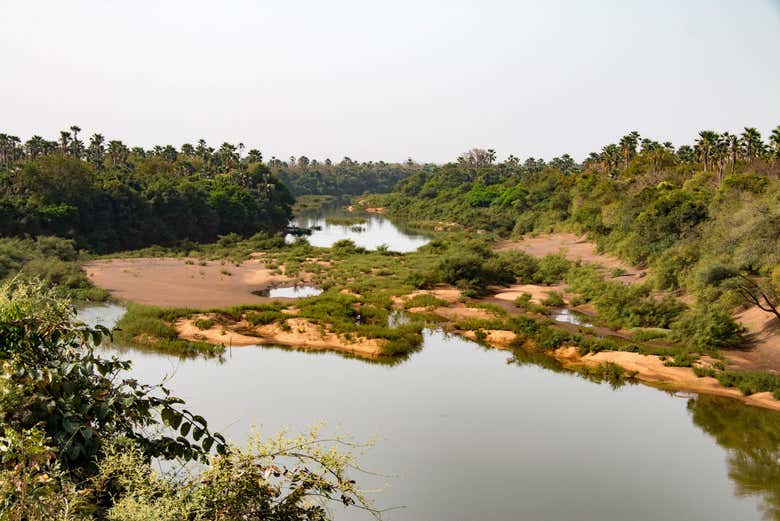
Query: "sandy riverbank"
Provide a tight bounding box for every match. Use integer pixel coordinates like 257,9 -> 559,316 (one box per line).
177,316 -> 385,357
495,233 -> 645,283
84,257 -> 297,308
457,325 -> 780,412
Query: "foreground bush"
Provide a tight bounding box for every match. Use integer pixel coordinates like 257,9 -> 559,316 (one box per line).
0,280 -> 375,520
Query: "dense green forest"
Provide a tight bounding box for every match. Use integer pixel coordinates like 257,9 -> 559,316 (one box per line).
377,127 -> 780,312
271,156 -> 421,196
0,128 -> 293,252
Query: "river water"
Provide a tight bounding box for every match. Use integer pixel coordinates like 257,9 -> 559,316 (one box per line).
286,199 -> 430,252
79,209 -> 780,521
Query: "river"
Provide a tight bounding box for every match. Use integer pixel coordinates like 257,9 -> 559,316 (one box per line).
78,208 -> 780,521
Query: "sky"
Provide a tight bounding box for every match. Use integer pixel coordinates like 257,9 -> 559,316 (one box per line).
1,0 -> 779,163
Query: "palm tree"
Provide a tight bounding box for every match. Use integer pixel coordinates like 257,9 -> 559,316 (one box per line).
600,144 -> 621,176
721,132 -> 739,175
741,127 -> 762,162
107,140 -> 129,168
712,135 -> 729,184
59,131 -> 71,156
69,125 -> 83,159
0,134 -> 10,165
619,131 -> 640,170
770,125 -> 780,163
695,130 -> 719,172
87,134 -> 105,169
676,145 -> 694,163
246,149 -> 263,163
24,135 -> 46,160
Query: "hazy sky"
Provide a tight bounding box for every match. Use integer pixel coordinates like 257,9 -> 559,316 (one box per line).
2,1 -> 779,163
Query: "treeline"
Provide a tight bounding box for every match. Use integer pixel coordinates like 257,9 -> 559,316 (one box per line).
382,126 -> 780,312
0,127 -> 293,252
270,155 -> 423,196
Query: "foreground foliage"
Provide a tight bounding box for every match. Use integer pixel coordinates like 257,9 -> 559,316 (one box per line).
0,280 -> 375,519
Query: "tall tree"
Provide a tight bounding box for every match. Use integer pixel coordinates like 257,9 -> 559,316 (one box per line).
86,133 -> 105,169
619,131 -> 640,170
741,127 -> 763,162
695,130 -> 719,172
770,125 -> 780,163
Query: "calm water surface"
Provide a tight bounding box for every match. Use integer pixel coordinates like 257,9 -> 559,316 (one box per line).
79,304 -> 780,521
286,200 -> 430,252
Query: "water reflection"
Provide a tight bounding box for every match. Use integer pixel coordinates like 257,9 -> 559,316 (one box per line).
552,308 -> 592,327
77,304 -> 778,520
286,198 -> 430,252
688,395 -> 780,520
252,285 -> 323,298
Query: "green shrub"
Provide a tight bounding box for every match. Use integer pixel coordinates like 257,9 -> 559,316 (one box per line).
716,371 -> 780,396
194,318 -> 215,330
403,294 -> 449,309
541,291 -> 565,307
246,310 -> 287,326
533,254 -> 573,284
670,307 -> 745,350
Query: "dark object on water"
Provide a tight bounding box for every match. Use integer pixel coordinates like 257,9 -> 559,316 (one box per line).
286,226 -> 313,236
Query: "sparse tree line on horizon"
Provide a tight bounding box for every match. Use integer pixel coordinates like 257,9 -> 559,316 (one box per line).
2,124 -> 778,183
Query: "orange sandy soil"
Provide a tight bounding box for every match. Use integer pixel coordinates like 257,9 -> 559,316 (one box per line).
391,288 -> 462,307
494,233 -> 780,370
459,324 -> 780,411
84,257 -> 300,308
724,306 -> 780,372
493,283 -> 569,305
495,233 -> 646,283
177,316 -> 384,357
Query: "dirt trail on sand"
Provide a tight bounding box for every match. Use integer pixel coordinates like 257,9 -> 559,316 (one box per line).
85,258 -> 295,308
495,233 -> 645,283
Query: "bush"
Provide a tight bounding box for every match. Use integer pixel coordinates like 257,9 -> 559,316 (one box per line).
670,307 -> 745,351
194,318 -> 215,330
403,294 -> 449,309
542,291 -> 565,307
716,370 -> 780,396
246,310 -> 287,326
533,254 -> 573,284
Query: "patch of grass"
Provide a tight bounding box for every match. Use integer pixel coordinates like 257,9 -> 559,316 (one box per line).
114,304 -> 223,358
403,294 -> 449,309
246,310 -> 287,326
194,318 -> 215,330
631,328 -> 669,342
541,291 -> 564,307
513,293 -> 548,314
469,302 -> 508,316
716,370 -> 780,397
578,362 -> 637,388
325,216 -> 368,226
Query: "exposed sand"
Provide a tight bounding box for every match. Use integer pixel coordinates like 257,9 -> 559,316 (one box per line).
724,306 -> 780,372
392,288 -> 462,307
493,283 -> 569,304
565,348 -> 780,412
429,305 -> 495,322
177,317 -> 385,357
462,329 -> 516,348
84,257 -> 295,308
495,233 -> 645,283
